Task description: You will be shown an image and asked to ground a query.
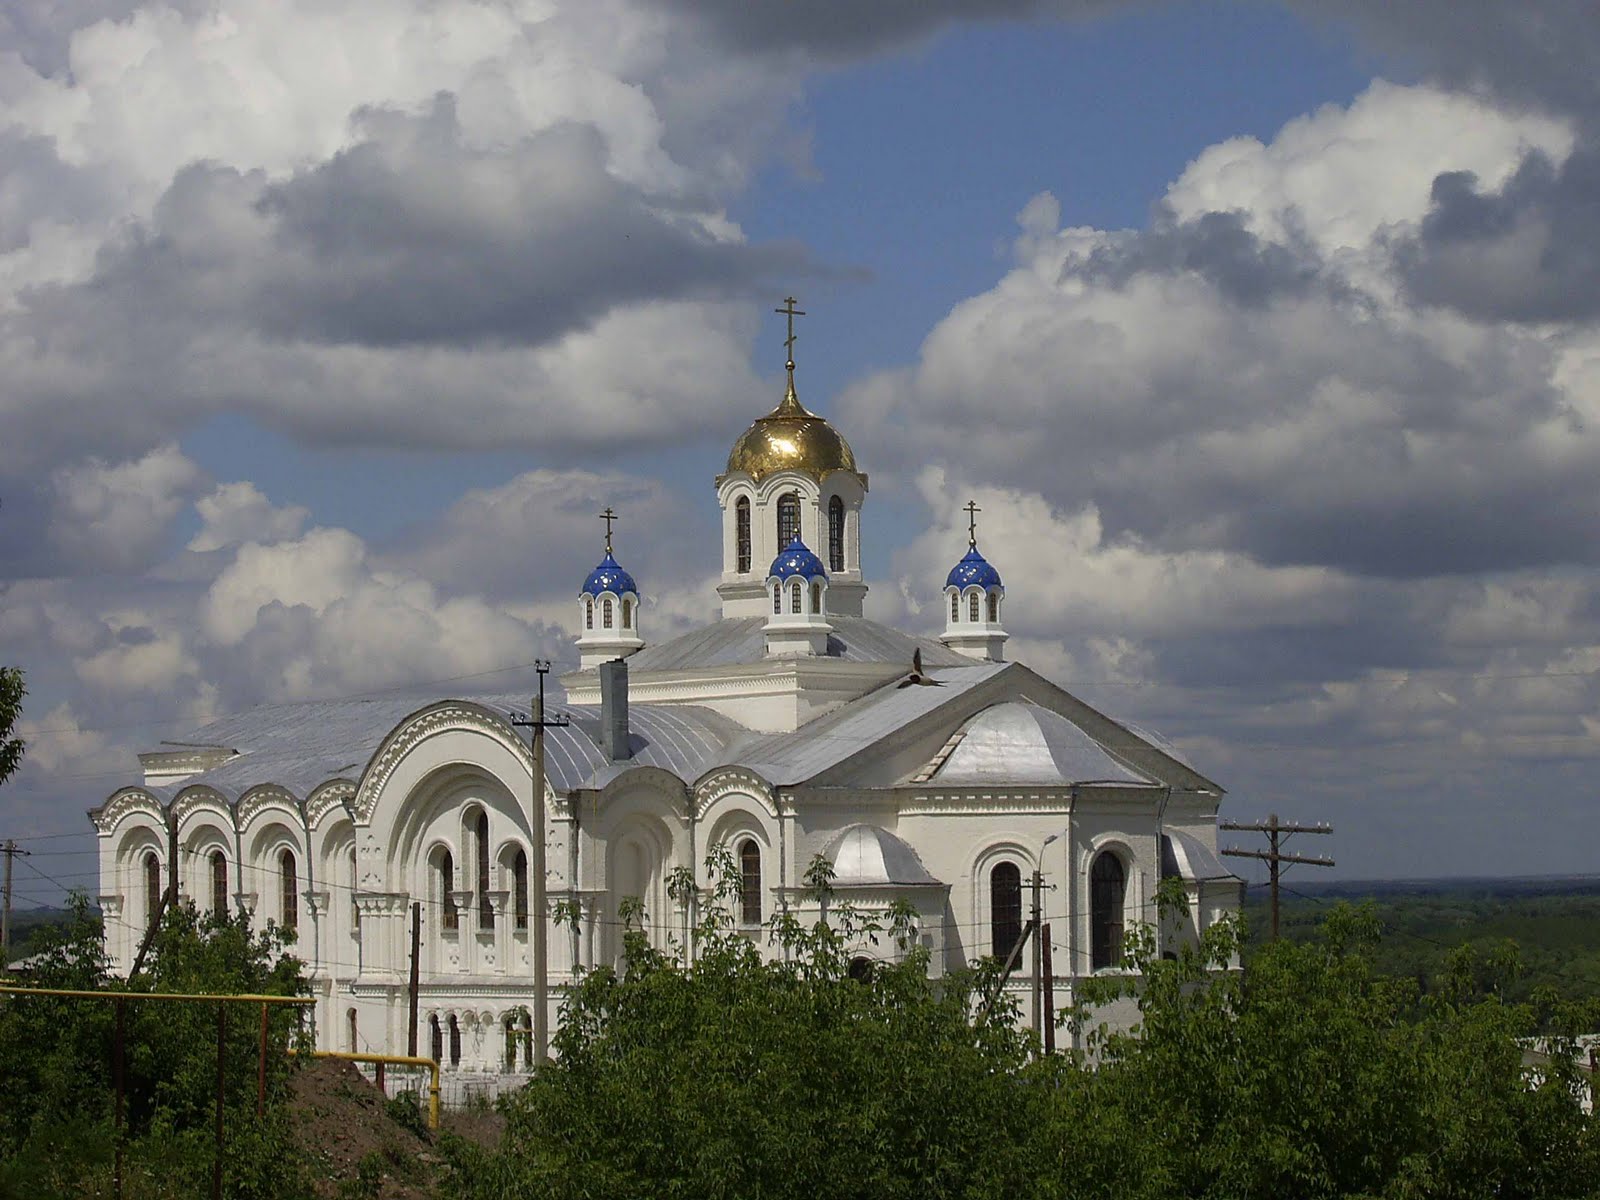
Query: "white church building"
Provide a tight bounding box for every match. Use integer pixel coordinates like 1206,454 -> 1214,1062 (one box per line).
91,329 -> 1240,1072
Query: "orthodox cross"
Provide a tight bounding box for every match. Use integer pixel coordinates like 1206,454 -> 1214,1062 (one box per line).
964,500 -> 981,547
775,296 -> 806,369
599,506 -> 616,554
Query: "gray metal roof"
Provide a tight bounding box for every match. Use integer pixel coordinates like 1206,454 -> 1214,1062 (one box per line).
929,700 -> 1152,787
1160,830 -> 1238,883
622,615 -> 970,673
733,664 -> 1008,785
825,824 -> 942,887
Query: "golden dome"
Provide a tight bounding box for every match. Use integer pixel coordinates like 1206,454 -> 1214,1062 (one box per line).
725,382 -> 858,483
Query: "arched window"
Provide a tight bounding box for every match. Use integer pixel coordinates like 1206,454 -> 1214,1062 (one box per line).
622,597 -> 632,628
349,847 -> 359,929
1091,852 -> 1127,970
521,1010 -> 533,1069
987,592 -> 999,623
827,495 -> 845,571
777,492 -> 800,547
448,1014 -> 461,1067
790,579 -> 803,613
968,590 -> 980,622
429,1014 -> 443,1064
504,1015 -> 518,1070
475,812 -> 492,930
513,849 -> 529,930
584,597 -> 593,630
811,581 -> 822,614
440,851 -> 458,931
145,853 -> 162,930
950,591 -> 959,622
347,1008 -> 358,1053
211,851 -> 228,916
736,496 -> 752,573
738,839 -> 761,925
602,597 -> 614,629
772,584 -> 782,614
848,956 -> 874,983
990,862 -> 1023,959
280,849 -> 298,931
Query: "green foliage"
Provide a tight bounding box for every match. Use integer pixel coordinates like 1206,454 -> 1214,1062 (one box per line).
0,666 -> 23,788
0,895 -> 315,1199
449,863 -> 1600,1200
384,1088 -> 430,1139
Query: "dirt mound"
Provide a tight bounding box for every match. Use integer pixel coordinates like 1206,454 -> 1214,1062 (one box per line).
286,1057 -> 441,1199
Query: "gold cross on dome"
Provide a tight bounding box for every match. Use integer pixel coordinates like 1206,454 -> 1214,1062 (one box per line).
599,506 -> 617,554
775,296 -> 806,368
964,500 -> 981,547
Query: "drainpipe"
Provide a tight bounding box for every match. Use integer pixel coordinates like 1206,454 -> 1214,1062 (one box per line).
1065,784 -> 1077,1051
300,799 -> 322,1045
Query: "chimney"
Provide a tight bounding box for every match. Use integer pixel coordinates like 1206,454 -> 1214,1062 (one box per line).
599,659 -> 631,761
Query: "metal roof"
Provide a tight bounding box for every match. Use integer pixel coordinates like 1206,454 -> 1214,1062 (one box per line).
825,824 -> 941,887
1160,830 -> 1238,883
621,615 -> 970,673
928,700 -> 1152,787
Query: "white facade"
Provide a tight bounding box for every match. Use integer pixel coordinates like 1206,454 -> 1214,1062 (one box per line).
90,362 -> 1241,1073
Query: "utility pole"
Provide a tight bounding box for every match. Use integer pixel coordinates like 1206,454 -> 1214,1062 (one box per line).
1220,813 -> 1333,939
512,662 -> 568,1066
1,839 -> 30,962
1041,923 -> 1055,1054
1030,867 -> 1043,1048
406,902 -> 421,1057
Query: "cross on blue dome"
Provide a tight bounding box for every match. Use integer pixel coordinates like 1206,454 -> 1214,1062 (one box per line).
582,551 -> 637,597
946,545 -> 1002,590
768,537 -> 827,581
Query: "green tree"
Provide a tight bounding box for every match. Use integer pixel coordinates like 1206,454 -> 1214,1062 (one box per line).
0,667 -> 23,788
447,850 -> 1040,1200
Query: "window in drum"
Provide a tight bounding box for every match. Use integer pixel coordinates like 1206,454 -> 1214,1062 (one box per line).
969,591 -> 980,622
811,581 -> 822,614
777,492 -> 800,547
738,839 -> 761,925
828,495 -> 845,571
584,598 -> 593,630
790,579 -> 802,613
622,598 -> 632,628
987,592 -> 999,623
990,862 -> 1022,959
736,496 -> 752,573
773,584 -> 782,614
603,598 -> 613,629
951,592 -> 959,622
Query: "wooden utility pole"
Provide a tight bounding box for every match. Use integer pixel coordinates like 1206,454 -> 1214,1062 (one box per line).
512,662 -> 568,1066
1030,868 -> 1044,1047
1220,813 -> 1333,939
1041,923 -> 1055,1054
1,839 -> 28,961
406,902 -> 421,1057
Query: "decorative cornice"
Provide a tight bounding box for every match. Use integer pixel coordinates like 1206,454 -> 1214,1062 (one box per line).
235,785 -> 302,829
93,789 -> 166,834
171,786 -> 233,827
352,702 -> 536,825
693,767 -> 777,818
307,781 -> 357,827
353,891 -> 411,916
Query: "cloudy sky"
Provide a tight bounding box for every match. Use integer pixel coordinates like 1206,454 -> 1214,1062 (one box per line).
4,0 -> 1599,899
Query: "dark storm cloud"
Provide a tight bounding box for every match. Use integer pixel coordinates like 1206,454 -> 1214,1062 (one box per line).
1395,145 -> 1600,324
1076,210 -> 1329,308
76,98 -> 808,350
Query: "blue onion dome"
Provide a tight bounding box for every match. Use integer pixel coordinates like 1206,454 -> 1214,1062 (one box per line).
581,550 -> 637,597
946,544 -> 1003,590
768,537 -> 828,581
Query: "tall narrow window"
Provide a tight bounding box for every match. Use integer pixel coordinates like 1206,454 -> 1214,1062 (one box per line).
777,492 -> 800,547
448,1014 -> 461,1067
441,851 -> 458,931
1091,852 -> 1126,970
429,1014 -> 443,1064
951,592 -> 959,622
811,581 -> 822,614
145,853 -> 162,930
828,495 -> 845,571
584,598 -> 593,629
738,839 -> 761,925
987,592 -> 999,623
990,862 -> 1022,959
476,811 -> 493,931
513,849 -> 529,930
736,496 -> 752,573
504,1015 -> 518,1070
790,579 -> 802,613
622,598 -> 632,628
773,585 -> 782,614
211,851 -> 228,916
603,597 -> 614,629
521,1010 -> 533,1069
280,849 -> 298,930
349,847 -> 359,930
968,591 -> 980,622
